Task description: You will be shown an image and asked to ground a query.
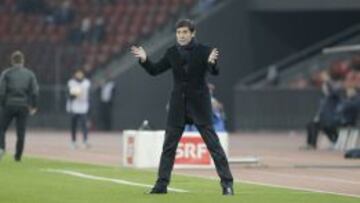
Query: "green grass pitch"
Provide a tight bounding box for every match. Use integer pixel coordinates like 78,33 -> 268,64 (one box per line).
0,155 -> 358,203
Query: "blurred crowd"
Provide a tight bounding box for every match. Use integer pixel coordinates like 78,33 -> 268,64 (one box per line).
300,55 -> 360,149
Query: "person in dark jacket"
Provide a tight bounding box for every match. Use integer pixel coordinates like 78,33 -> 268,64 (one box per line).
130,19 -> 234,195
0,51 -> 39,161
304,70 -> 344,150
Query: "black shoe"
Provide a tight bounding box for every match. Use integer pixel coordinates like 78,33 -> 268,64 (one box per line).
0,149 -> 4,161
222,186 -> 234,195
14,156 -> 21,162
147,186 -> 167,194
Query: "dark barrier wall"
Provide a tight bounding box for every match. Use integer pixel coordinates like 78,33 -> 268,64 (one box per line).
112,64 -> 172,130
234,88 -> 322,130
248,11 -> 360,71
23,88 -> 69,129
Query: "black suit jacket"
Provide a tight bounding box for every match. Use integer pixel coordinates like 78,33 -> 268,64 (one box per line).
140,43 -> 219,127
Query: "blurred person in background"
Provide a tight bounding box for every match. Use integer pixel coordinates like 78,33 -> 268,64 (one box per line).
66,69 -> 91,149
131,19 -> 234,195
208,83 -> 227,132
265,65 -> 279,86
50,0 -> 75,25
91,16 -> 106,44
0,51 -> 39,162
337,56 -> 360,127
185,83 -> 227,132
80,17 -> 92,42
99,79 -> 115,131
303,69 -> 345,150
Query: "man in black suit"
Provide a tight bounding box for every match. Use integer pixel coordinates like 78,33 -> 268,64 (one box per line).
131,19 -> 234,195
0,51 -> 39,162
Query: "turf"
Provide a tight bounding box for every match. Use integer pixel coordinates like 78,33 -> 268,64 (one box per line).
0,155 -> 358,203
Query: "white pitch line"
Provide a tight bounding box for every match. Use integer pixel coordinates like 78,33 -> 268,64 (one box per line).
174,172 -> 360,199
44,169 -> 189,193
238,179 -> 360,199
253,171 -> 360,185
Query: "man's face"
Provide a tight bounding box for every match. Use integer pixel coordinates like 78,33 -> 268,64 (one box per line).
176,26 -> 195,46
75,71 -> 84,80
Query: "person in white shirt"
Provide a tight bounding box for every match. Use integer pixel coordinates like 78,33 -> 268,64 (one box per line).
100,80 -> 115,131
67,69 -> 91,149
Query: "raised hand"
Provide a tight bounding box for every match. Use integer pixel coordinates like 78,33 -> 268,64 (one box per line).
131,46 -> 147,63
208,48 -> 219,64
29,107 -> 37,115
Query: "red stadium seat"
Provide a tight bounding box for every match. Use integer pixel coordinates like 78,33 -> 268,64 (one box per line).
0,0 -> 198,84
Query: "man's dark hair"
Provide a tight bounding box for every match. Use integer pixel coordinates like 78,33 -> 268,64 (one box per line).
176,19 -> 195,32
11,50 -> 25,65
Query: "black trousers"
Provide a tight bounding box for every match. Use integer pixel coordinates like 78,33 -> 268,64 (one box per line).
100,102 -> 112,131
70,113 -> 88,142
0,106 -> 29,160
155,124 -> 233,188
306,121 -> 338,148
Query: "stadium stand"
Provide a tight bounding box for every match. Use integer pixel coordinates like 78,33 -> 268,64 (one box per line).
0,0 -> 195,84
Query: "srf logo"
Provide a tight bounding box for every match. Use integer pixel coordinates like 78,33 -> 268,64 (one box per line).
126,136 -> 134,165
175,136 -> 211,165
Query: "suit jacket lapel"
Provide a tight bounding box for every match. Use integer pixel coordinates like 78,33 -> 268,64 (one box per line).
171,46 -> 186,71
171,44 -> 200,74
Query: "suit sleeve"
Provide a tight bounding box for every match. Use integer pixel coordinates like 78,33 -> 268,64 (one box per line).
208,62 -> 219,76
139,51 -> 171,76
0,71 -> 7,106
29,72 -> 39,108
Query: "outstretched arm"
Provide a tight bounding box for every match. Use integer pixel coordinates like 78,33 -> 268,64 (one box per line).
207,48 -> 220,75
0,72 -> 7,106
29,72 -> 39,115
131,46 -> 171,76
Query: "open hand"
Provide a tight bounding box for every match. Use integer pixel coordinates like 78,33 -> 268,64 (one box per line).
208,48 -> 219,64
130,46 -> 147,63
29,107 -> 37,115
